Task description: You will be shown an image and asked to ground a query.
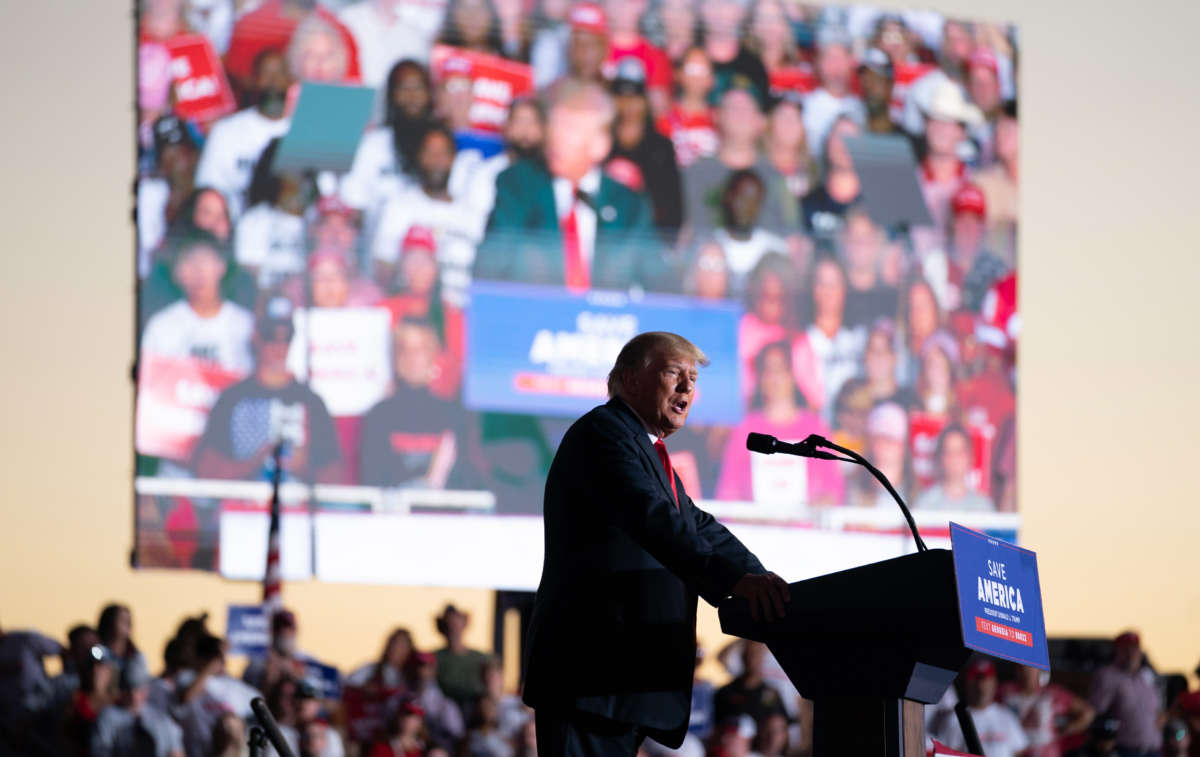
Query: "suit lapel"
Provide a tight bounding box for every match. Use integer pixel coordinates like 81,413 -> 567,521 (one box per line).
607,399 -> 677,506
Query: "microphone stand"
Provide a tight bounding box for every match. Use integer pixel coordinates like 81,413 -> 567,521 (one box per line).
803,434 -> 928,552
249,696 -> 296,757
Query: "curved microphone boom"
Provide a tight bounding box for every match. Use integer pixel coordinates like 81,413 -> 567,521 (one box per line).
250,697 -> 296,757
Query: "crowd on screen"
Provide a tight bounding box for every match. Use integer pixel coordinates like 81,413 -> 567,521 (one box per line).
2,604 -> 1197,757
135,0 -> 1021,538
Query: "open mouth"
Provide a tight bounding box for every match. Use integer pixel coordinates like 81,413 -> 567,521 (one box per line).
671,399 -> 688,414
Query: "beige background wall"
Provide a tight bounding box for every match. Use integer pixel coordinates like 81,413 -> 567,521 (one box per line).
1,0 -> 1197,686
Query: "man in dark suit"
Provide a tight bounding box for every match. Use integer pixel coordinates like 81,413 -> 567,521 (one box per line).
473,79 -> 670,292
522,331 -> 791,756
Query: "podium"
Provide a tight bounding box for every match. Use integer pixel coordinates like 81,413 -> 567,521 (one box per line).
719,549 -> 970,757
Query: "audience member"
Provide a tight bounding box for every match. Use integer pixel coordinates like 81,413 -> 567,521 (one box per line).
699,0 -> 768,104
764,94 -> 815,210
751,710 -> 789,757
745,0 -> 799,73
234,137 -> 313,288
480,656 -> 528,741
91,657 -> 185,757
463,97 -> 548,234
682,240 -> 731,300
409,651 -> 467,747
139,115 -> 203,277
284,247 -> 383,308
1065,714 -> 1122,757
859,48 -> 905,136
802,25 -> 865,158
947,183 -> 1009,312
998,664 -> 1095,757
97,604 -> 149,682
370,699 -> 429,757
655,46 -> 718,168
224,0 -> 361,93
913,423 -> 993,511
433,605 -> 488,716
62,643 -> 118,756
563,3 -> 610,82
1088,632 -> 1163,757
841,207 -> 900,328
712,170 -> 787,296
437,0 -> 505,58
801,114 -> 863,245
863,318 -> 916,408
339,0 -> 443,87
911,78 -> 982,260
736,253 -> 802,397
604,0 -> 673,114
286,13 -> 358,84
898,276 -> 942,387
972,101 -> 1018,265
243,609 -> 312,695
931,658 -> 1029,757
713,642 -> 787,732
529,0 -> 573,87
792,254 -> 866,421
347,627 -> 415,690
848,401 -> 909,507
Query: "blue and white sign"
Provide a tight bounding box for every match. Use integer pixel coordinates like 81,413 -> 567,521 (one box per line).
465,281 -> 743,423
226,604 -> 270,657
950,522 -> 1050,670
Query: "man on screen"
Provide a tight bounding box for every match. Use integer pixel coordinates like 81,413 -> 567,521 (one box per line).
522,331 -> 790,756
472,79 -> 667,292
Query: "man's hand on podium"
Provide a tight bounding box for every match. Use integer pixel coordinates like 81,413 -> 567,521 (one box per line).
732,572 -> 791,622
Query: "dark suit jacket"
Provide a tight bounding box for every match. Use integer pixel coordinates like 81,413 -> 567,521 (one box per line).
521,398 -> 765,746
472,158 -> 670,291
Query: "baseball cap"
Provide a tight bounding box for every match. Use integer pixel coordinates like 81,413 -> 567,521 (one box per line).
569,3 -> 607,35
412,651 -> 435,665
315,195 -> 357,220
965,658 -> 996,680
257,295 -> 296,342
951,183 -> 987,218
401,699 -> 426,717
120,658 -> 152,691
1113,630 -> 1140,647
858,47 -> 894,79
438,53 -> 474,80
308,246 -> 350,272
866,402 -> 907,441
610,56 -> 647,96
272,608 -> 298,634
153,114 -> 197,153
402,225 -> 437,255
815,24 -> 852,50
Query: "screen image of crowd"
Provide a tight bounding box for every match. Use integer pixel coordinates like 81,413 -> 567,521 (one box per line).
3,603 -> 1196,757
134,0 -> 1021,571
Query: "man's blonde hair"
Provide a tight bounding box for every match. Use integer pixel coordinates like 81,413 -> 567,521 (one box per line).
607,332 -> 709,398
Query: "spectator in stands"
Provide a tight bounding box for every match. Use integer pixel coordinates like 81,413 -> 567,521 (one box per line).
192,296 -> 344,483
493,0 -> 531,61
911,78 -> 982,259
473,79 -> 664,291
713,642 -> 787,732
373,125 -> 480,309
529,0 -> 573,87
829,377 -> 874,454
973,101 -> 1018,265
863,318 -> 916,408
715,340 -> 842,505
292,682 -> 347,757
339,0 -> 443,87
91,657 -> 185,757
97,604 -> 148,681
463,97 -> 547,235
859,48 -> 905,136
655,46 -> 718,169
966,48 -> 1004,162
998,664 -> 1095,757
139,115 -> 201,277
210,711 -> 246,757
480,656 -> 528,741
1066,714 -> 1122,757
765,94 -> 815,210
948,183 -> 1009,313
682,85 -> 788,237
912,330 -> 960,420
140,230 -> 255,376
347,627 -> 415,689
1162,719 -> 1190,757
370,699 -> 429,757
1088,632 -> 1163,757
745,0 -> 799,74
437,0 -> 505,57
170,633 -> 228,757
841,207 -> 900,329
898,276 -> 942,387
709,715 -> 755,757
752,711 -> 789,757
175,187 -> 234,246
287,14 -> 357,83
699,0 -> 768,104
849,401 -> 909,507
309,196 -> 362,260
801,114 -> 863,245
913,424 -> 992,511
224,0 -> 361,94
244,608 -> 311,694
62,644 -> 118,756
712,170 -> 787,296
737,253 -> 801,398
235,137 -> 314,288
604,0 -> 672,116
803,26 -> 865,160
196,49 -> 294,220
607,57 -> 684,241
433,605 -> 488,715
466,694 -> 513,757
792,253 -> 866,422
681,240 -> 731,300
654,0 -> 697,64
932,658 -> 1029,757
564,3 -> 610,83
360,318 -> 464,487
285,247 -> 382,308
0,626 -> 63,751
408,651 -> 466,747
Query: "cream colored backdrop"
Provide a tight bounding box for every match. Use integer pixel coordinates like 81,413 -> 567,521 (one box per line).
1,1 -> 1197,685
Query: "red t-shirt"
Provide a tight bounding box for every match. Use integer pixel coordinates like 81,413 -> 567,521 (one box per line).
224,0 -> 362,86
655,105 -> 718,167
604,37 -> 673,92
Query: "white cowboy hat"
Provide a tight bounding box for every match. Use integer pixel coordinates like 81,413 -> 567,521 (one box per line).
923,78 -> 984,126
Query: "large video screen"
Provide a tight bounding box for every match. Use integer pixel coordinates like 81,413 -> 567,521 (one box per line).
134,0 -> 1019,585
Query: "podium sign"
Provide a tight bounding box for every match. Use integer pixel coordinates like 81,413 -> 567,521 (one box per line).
950,522 -> 1049,669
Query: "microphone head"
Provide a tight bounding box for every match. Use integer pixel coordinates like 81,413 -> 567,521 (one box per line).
746,432 -> 777,454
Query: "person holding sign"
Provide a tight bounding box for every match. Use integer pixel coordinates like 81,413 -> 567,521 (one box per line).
523,331 -> 789,757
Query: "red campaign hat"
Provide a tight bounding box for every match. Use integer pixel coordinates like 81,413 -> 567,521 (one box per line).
965,658 -> 996,680
1114,631 -> 1141,647
308,246 -> 350,271
967,47 -> 999,75
401,699 -> 426,716
412,651 -> 435,665
316,195 -> 356,218
439,53 -> 474,79
569,3 -> 608,35
951,183 -> 987,218
402,225 -> 437,255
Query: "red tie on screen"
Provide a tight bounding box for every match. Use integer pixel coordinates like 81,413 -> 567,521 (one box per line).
562,188 -> 589,292
654,439 -> 679,509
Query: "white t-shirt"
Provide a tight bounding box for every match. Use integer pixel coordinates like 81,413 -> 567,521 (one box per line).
195,107 -> 291,219
137,177 -> 169,279
802,323 -> 865,423
714,227 -> 787,295
936,702 -> 1030,757
141,300 -> 254,374
802,87 -> 866,159
339,0 -> 448,86
372,186 -> 480,307
462,151 -> 511,237
234,204 -> 308,288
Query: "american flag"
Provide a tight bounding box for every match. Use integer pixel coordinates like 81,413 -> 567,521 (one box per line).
262,442 -> 284,613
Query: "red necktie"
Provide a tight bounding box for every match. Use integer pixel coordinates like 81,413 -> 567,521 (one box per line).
654,439 -> 679,509
562,188 -> 589,292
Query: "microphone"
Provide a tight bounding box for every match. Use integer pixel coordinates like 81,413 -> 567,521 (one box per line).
746,433 -> 842,460
250,696 -> 296,757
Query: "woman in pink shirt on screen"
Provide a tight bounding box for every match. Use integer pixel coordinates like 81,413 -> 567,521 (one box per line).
716,340 -> 844,505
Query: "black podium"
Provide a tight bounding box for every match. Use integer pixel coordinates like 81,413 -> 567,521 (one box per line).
719,549 -> 971,757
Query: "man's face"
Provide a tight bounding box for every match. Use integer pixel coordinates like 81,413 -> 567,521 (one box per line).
843,214 -> 881,276
859,68 -> 893,114
966,673 -> 997,708
606,0 -> 644,34
768,102 -> 804,149
253,52 -> 292,116
941,431 -> 972,482
700,0 -> 744,41
313,213 -> 358,254
418,131 -> 455,193
545,104 -> 611,183
294,31 -> 343,83
505,103 -> 545,159
952,212 -> 984,261
625,351 -> 698,438
614,91 -> 648,124
160,143 -> 198,186
725,175 -> 763,230
968,66 -> 1000,115
924,117 -> 964,158
310,258 -> 350,308
174,245 -> 226,305
255,327 -> 293,373
816,43 -> 854,90
568,29 -> 609,80
693,244 -> 728,300
717,90 -> 765,146
394,324 -> 437,387
942,22 -> 972,67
